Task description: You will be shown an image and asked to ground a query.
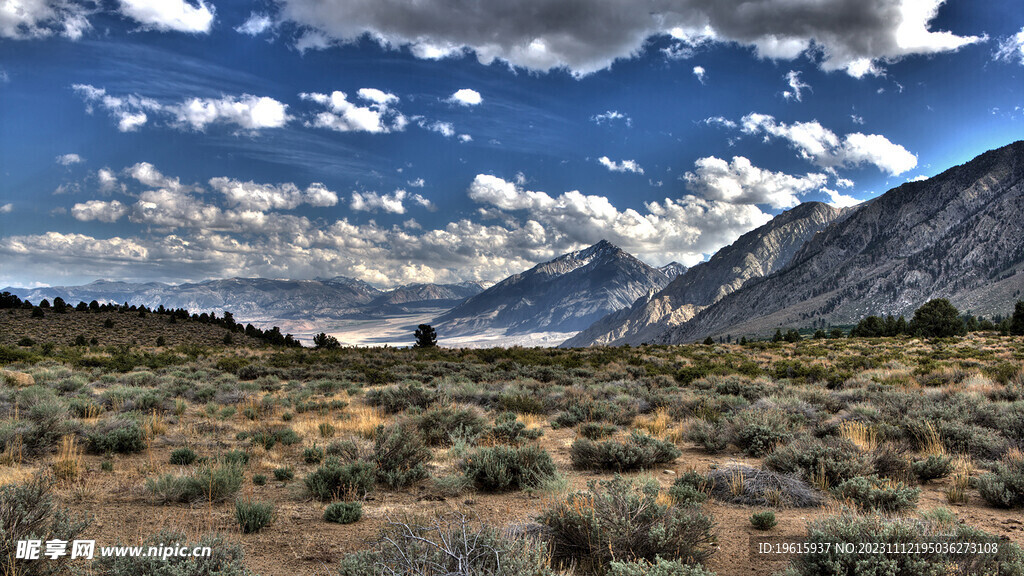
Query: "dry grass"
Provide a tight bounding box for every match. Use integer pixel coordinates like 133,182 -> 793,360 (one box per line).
52,436 -> 83,481
336,404 -> 385,440
839,420 -> 877,452
919,421 -> 946,457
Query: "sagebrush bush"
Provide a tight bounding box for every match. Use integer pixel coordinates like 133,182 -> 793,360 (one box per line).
416,405 -> 489,446
911,454 -> 954,483
608,558 -> 716,576
541,475 -> 715,574
668,470 -> 709,506
765,437 -> 870,488
92,529 -> 251,576
578,421 -> 618,440
976,457 -> 1024,508
461,445 -> 557,492
235,498 -> 274,534
365,383 -> 438,413
303,445 -> 324,464
87,418 -> 147,454
570,432 -> 681,472
304,457 -> 376,501
784,513 -> 1024,576
832,475 -> 920,512
323,501 -> 362,524
732,410 -> 792,457
273,466 -> 294,482
686,420 -> 729,454
1,474 -> 90,576
169,447 -> 197,465
750,511 -> 777,530
488,411 -> 543,444
374,423 -> 430,489
147,464 -> 244,503
337,514 -> 551,576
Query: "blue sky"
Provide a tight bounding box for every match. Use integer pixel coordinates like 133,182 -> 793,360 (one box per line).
1,0 -> 1022,288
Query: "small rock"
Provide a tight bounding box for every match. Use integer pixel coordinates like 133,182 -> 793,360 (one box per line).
663,469 -> 676,475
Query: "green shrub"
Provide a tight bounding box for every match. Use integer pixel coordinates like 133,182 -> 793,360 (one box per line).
578,421 -> 617,440
911,454 -> 954,483
92,529 -> 250,576
169,447 -> 197,465
337,514 -> 551,576
323,501 -> 362,524
461,445 -> 557,492
87,418 -> 147,454
416,406 -> 489,446
374,423 -> 430,489
1,474 -> 90,576
303,445 -> 325,464
668,470 -> 709,506
609,558 -> 716,576
541,475 -> 714,574
235,499 -> 274,534
304,458 -> 376,500
733,411 -> 792,457
249,427 -> 301,450
365,383 -> 438,413
273,466 -> 294,482
785,513 -> 1024,576
686,420 -> 729,454
765,437 -> 870,487
750,511 -> 777,530
570,432 -> 681,472
146,464 -> 244,503
222,450 -> 250,466
488,411 -> 543,444
976,457 -> 1024,508
252,474 -> 267,486
832,476 -> 920,512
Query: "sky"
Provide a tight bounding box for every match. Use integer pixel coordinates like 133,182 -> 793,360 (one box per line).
1,0 -> 1022,289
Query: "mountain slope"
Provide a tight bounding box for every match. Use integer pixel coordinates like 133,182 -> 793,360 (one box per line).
658,140 -> 1024,343
432,240 -> 672,337
563,202 -> 847,347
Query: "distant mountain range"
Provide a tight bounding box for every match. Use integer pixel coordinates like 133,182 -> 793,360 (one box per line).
433,240 -> 676,338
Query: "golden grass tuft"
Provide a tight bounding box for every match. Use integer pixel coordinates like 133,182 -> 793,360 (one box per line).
52,436 -> 83,481
839,420 -> 877,452
919,421 -> 946,457
336,405 -> 386,440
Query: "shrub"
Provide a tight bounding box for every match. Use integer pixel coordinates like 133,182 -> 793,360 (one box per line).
911,454 -> 954,483
732,411 -> 792,457
303,445 -> 325,464
222,450 -> 250,466
578,421 -> 618,440
909,299 -> 966,338
337,514 -> 551,576
416,406 -> 489,446
488,411 -> 543,444
235,499 -> 274,534
273,466 -> 294,482
146,464 -> 244,503
705,465 -> 821,508
570,432 -> 681,472
1,474 -> 90,576
832,476 -> 920,512
786,513 -> 1024,576
541,475 -> 715,574
323,501 -> 362,524
686,420 -> 729,454
750,511 -> 777,530
461,445 -> 557,492
304,458 -> 376,501
365,383 -> 438,414
20,400 -> 75,455
87,418 -> 147,454
252,474 -> 267,486
668,471 -> 709,506
609,558 -> 716,576
764,437 -> 870,489
17,337 -> 35,347
92,529 -> 250,576
169,447 -> 197,465
976,457 -> 1024,508
374,423 -> 430,489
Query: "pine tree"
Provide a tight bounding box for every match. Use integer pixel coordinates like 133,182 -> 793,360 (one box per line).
1011,301 -> 1024,336
414,324 -> 437,348
909,299 -> 966,338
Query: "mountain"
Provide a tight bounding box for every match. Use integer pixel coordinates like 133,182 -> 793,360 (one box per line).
656,140 -> 1024,343
658,262 -> 689,280
432,240 -> 673,338
563,202 -> 847,347
368,282 -> 483,307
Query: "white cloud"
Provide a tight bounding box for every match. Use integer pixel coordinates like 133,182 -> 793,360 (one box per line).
684,156 -> 828,209
782,70 -> 810,102
97,168 -> 121,193
591,110 -> 631,127
835,177 -> 854,188
448,88 -> 482,106
994,27 -> 1024,65
0,204 -> 12,214
416,118 -> 455,137
117,0 -> 215,34
56,153 -> 83,165
350,189 -> 431,214
0,0 -> 90,40
128,162 -> 185,191
209,177 -> 339,211
72,200 -> 129,223
851,114 -> 865,125
822,188 -> 861,208
73,84 -> 161,132
598,156 -> 644,175
408,178 -> 425,188
236,11 -> 272,35
458,134 -> 473,143
274,0 -> 982,77
301,90 -> 405,133
703,116 -> 737,129
908,174 -> 929,182
739,113 -> 917,175
692,65 -> 706,83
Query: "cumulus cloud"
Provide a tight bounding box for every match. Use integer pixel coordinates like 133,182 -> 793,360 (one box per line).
591,110 -> 631,127
350,189 -> 431,214
117,0 -> 215,34
994,27 -> 1024,65
0,204 -> 12,214
408,178 -> 425,188
273,0 -> 982,77
72,200 -> 128,223
822,188 -> 861,208
598,157 -> 645,174
684,156 -> 828,209
236,11 -> 272,35
97,168 -> 122,193
415,118 -> 455,137
692,65 -> 706,83
301,90 -> 406,133
782,70 -> 810,102
448,88 -> 482,106
209,177 -> 338,210
74,84 -> 287,132
128,162 -> 185,191
56,153 -> 83,165
738,113 -> 917,175
0,0 -> 90,40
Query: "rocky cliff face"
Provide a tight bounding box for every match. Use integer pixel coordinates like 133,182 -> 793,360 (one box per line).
433,240 -> 673,337
657,140 -> 1024,343
563,201 -> 846,347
